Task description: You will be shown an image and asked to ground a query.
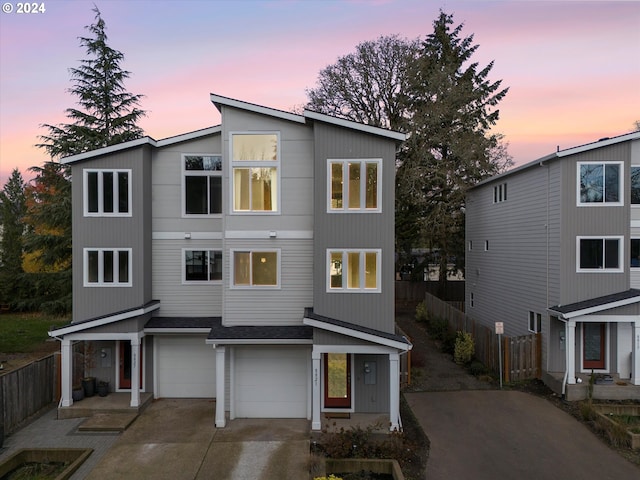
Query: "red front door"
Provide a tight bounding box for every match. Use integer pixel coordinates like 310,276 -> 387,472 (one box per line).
119,341 -> 142,389
583,323 -> 606,369
324,353 -> 351,408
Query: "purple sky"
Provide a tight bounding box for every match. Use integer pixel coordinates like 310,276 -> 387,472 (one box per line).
1,0 -> 639,186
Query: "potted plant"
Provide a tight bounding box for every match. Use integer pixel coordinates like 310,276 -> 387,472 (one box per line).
81,341 -> 96,397
72,385 -> 85,402
97,380 -> 110,397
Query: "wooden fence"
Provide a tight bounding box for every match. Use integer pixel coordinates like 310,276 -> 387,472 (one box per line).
1,353 -> 59,435
421,292 -> 540,382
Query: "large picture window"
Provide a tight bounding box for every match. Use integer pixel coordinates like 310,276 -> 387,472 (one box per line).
183,155 -> 222,215
577,237 -> 623,272
84,169 -> 131,216
327,249 -> 381,292
84,248 -> 131,286
184,249 -> 222,282
577,162 -> 622,205
232,250 -> 279,287
328,159 -> 381,212
231,133 -> 279,213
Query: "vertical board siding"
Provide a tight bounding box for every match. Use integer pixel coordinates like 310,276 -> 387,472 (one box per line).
354,354 -> 390,413
1,354 -> 56,434
152,239 -> 223,316
312,123 -> 396,333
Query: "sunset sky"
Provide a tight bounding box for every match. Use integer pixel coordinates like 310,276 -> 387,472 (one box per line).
1,0 -> 639,186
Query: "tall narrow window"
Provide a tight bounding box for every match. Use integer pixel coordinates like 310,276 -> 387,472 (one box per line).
231,133 -> 279,213
184,155 -> 222,215
328,159 -> 381,212
84,169 -> 132,216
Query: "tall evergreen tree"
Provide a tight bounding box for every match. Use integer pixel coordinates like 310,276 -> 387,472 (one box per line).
25,7 -> 146,314
0,169 -> 26,307
398,11 -> 511,296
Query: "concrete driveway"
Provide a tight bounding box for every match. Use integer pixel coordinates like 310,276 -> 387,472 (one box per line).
86,399 -> 310,480
405,390 -> 640,480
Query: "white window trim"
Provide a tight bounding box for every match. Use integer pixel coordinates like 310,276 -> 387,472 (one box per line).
229,132 -> 281,215
83,169 -> 132,217
576,161 -> 624,207
528,311 -> 542,333
576,236 -> 624,273
326,249 -> 382,293
181,153 -> 222,218
230,248 -> 281,289
83,248 -> 132,287
326,159 -> 382,213
182,248 -> 223,285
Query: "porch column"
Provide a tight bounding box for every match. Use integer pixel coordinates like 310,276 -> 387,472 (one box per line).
389,352 -> 400,431
215,346 -> 226,428
312,350 -> 321,431
60,338 -> 73,407
130,335 -> 140,407
632,321 -> 640,386
566,321 -> 576,385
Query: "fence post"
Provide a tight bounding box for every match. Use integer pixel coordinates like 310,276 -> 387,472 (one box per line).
503,336 -> 510,383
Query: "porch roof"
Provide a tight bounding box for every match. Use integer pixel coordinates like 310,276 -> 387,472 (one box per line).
303,307 -> 412,351
206,323 -> 313,344
548,289 -> 640,319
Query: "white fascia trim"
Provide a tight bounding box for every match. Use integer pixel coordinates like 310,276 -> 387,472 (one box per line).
64,332 -> 143,342
555,296 -> 640,319
144,328 -> 213,334
557,131 -> 640,157
312,344 -> 397,355
153,232 -> 223,240
303,317 -> 411,351
224,230 -> 313,239
206,339 -> 313,345
303,110 -> 406,141
568,314 -> 639,323
156,126 -> 221,147
61,138 -> 153,164
49,303 -> 160,338
210,93 -> 305,124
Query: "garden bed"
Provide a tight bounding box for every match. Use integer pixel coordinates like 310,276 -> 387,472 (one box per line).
593,405 -> 640,449
326,458 -> 404,479
0,448 -> 92,480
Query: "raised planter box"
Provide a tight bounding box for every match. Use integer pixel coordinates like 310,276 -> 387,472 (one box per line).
593,404 -> 640,450
325,458 -> 404,479
0,448 -> 93,480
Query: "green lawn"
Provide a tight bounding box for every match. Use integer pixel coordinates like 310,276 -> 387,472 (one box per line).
0,313 -> 69,353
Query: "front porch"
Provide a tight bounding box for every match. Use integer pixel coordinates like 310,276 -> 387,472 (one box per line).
57,392 -> 154,419
544,371 -> 640,402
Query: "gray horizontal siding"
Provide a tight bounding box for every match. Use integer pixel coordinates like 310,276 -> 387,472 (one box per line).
152,239 -> 223,316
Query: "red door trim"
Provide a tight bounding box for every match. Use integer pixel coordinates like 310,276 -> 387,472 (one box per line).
118,340 -> 143,389
583,323 -> 606,370
323,353 -> 351,409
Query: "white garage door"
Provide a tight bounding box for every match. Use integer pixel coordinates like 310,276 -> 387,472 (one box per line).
235,346 -> 309,418
155,336 -> 216,398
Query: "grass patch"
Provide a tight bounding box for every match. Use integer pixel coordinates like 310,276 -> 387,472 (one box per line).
0,313 -> 69,353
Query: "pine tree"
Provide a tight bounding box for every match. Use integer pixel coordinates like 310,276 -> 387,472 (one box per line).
0,169 -> 26,307
24,7 -> 146,314
398,11 -> 511,296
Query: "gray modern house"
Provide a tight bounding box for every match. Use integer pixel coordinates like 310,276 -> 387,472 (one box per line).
49,94 -> 411,429
466,131 -> 640,400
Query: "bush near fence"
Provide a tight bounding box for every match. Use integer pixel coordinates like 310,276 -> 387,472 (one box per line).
1,353 -> 59,435
421,292 -> 540,382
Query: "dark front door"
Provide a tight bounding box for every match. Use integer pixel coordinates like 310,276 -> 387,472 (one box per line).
324,353 -> 351,408
119,341 -> 142,389
583,323 -> 606,369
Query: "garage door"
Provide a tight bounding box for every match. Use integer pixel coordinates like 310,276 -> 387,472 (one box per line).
155,336 -> 216,398
235,346 -> 309,418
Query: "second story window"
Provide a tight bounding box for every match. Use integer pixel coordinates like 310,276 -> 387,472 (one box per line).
328,159 -> 381,212
631,166 -> 640,205
231,133 -> 279,213
493,183 -> 507,203
232,250 -> 279,287
184,249 -> 222,283
327,249 -> 381,292
183,155 -> 222,215
578,161 -> 622,206
84,169 -> 131,216
577,236 -> 623,272
84,248 -> 131,286
630,239 -> 640,267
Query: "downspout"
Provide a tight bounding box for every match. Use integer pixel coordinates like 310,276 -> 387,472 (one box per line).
561,317 -> 569,398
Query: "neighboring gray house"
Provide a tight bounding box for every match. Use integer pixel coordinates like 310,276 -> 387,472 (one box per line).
466,131 -> 640,400
49,94 -> 411,430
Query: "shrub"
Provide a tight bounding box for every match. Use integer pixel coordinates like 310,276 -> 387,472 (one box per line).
454,331 -> 474,365
579,401 -> 597,422
415,302 -> 428,322
468,360 -> 488,376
